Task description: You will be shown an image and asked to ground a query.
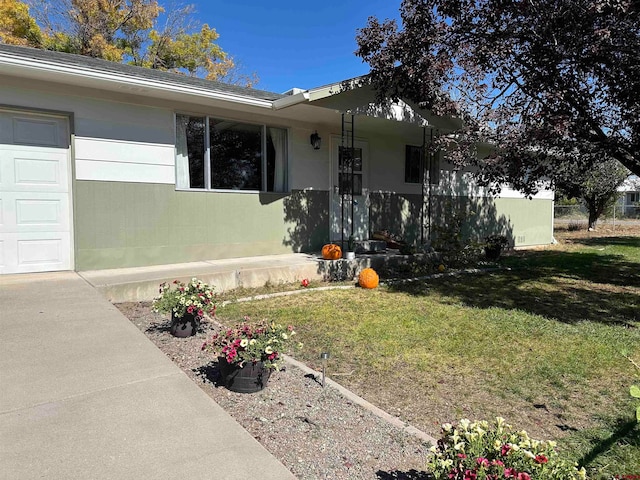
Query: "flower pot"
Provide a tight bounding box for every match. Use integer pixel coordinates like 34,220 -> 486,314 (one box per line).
170,311 -> 200,337
217,357 -> 271,393
484,245 -> 503,261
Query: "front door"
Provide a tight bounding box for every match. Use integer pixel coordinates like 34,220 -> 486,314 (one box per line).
330,136 -> 369,243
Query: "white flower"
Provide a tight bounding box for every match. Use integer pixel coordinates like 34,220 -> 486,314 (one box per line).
281,333 -> 288,340
240,339 -> 249,348
249,339 -> 257,345
265,346 -> 273,354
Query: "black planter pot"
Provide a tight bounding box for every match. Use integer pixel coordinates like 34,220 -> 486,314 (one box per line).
217,357 -> 271,393
485,245 -> 503,261
170,312 -> 200,338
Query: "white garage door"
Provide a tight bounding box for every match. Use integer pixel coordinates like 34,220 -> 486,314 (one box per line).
0,111 -> 72,274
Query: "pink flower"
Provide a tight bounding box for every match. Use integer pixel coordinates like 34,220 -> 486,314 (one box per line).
464,469 -> 477,480
477,458 -> 490,468
504,468 -> 516,478
458,453 -> 467,459
187,305 -> 194,314
501,444 -> 511,456
517,473 -> 530,480
492,460 -> 504,467
197,309 -> 203,317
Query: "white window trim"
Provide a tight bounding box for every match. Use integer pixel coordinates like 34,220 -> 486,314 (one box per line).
174,113 -> 289,193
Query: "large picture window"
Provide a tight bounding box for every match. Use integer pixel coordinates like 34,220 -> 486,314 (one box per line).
175,114 -> 288,192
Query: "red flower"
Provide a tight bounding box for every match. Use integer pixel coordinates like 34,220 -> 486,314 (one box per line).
534,455 -> 548,464
517,473 -> 531,480
197,309 -> 204,317
464,469 -> 477,480
501,444 -> 511,456
301,278 -> 310,287
477,458 -> 490,468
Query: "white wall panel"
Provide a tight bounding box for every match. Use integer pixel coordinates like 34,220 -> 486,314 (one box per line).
75,159 -> 174,184
75,137 -> 175,166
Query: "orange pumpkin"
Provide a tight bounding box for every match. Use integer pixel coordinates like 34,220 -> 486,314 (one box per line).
358,268 -> 379,289
322,243 -> 342,260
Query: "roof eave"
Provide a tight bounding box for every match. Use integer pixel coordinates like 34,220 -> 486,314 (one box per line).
0,52 -> 274,109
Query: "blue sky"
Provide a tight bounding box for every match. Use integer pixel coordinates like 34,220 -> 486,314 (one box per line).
191,1 -> 401,93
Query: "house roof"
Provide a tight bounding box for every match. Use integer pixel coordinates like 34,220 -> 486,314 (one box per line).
0,43 -> 285,106
0,44 -> 461,131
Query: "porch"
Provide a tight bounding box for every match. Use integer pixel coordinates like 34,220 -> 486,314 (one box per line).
79,250 -> 436,303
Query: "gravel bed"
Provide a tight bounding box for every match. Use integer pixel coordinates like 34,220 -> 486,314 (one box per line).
116,302 -> 431,480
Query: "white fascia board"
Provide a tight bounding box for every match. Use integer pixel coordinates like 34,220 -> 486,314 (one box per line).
272,78 -> 362,110
0,54 -> 273,109
272,91 -> 309,110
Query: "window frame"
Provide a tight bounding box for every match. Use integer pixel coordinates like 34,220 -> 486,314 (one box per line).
175,113 -> 289,193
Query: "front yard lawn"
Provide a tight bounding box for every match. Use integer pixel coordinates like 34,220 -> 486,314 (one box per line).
217,234 -> 640,479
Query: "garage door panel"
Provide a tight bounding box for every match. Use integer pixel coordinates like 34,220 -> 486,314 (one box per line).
12,117 -> 62,147
0,111 -> 71,274
0,232 -> 71,274
0,192 -> 70,232
0,147 -> 69,193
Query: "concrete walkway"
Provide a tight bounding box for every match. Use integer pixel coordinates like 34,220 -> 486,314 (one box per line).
0,272 -> 296,480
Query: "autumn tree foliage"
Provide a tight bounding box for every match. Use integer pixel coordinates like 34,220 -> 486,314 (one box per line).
355,0 -> 640,195
0,0 -> 251,84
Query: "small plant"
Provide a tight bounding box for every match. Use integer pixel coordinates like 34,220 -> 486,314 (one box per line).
426,418 -> 586,480
202,318 -> 302,370
348,235 -> 356,252
152,278 -> 216,319
431,202 -> 483,266
484,234 -> 509,260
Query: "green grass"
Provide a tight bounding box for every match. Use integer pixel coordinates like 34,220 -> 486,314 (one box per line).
216,235 -> 640,479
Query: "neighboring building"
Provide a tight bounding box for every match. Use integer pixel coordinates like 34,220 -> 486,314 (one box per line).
618,175 -> 640,217
0,44 -> 554,274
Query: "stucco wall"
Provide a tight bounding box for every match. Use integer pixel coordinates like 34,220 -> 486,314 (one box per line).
74,182 -> 329,270
370,193 -> 553,247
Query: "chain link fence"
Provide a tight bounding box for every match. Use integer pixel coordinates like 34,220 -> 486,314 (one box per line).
555,204 -> 640,226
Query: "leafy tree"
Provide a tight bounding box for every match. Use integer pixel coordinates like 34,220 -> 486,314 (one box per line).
0,0 -> 43,46
554,158 -> 628,229
2,0 -> 251,83
355,0 -> 640,194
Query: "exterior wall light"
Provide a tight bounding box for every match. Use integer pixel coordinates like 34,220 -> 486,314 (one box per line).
310,131 -> 322,150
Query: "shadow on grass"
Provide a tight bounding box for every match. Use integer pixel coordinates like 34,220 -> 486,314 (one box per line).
376,469 -> 431,479
388,249 -> 639,327
577,418 -> 639,470
565,236 -> 640,249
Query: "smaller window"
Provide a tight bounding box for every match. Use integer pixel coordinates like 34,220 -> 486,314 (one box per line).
405,146 -> 440,185
405,145 -> 423,184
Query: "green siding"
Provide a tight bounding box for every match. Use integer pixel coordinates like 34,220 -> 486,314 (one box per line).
370,193 -> 553,247
74,181 -> 551,270
74,181 -> 329,270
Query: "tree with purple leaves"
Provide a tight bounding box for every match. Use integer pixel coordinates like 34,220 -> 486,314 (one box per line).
355,0 -> 640,196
